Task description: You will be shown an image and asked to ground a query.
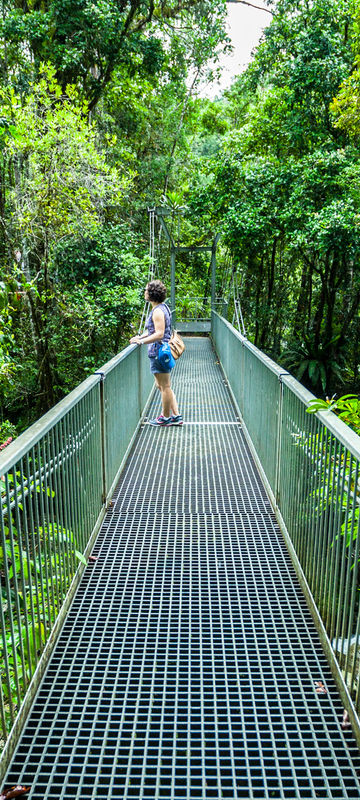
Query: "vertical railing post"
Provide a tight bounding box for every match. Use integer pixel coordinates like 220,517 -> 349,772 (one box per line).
275,377 -> 283,506
138,345 -> 143,419
275,374 -> 288,509
211,234 -> 220,313
211,246 -> 216,312
240,340 -> 245,416
95,371 -> 107,505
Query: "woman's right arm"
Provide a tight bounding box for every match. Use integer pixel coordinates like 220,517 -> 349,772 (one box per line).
130,308 -> 165,346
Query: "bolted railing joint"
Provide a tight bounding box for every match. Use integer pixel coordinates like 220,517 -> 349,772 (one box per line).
278,371 -> 290,383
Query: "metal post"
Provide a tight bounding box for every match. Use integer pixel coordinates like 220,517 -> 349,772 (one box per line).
275,376 -> 284,506
171,246 -> 176,326
138,344 -> 143,420
97,372 -> 107,505
211,247 -> 216,311
211,234 -> 220,312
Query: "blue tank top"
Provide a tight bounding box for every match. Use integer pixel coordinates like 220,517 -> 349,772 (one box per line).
146,303 -> 172,358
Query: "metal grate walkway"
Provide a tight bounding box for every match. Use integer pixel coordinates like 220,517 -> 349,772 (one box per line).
4,339 -> 360,798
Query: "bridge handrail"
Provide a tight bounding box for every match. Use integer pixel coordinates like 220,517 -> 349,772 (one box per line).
212,310 -> 360,736
175,296 -> 223,316
94,343 -> 137,377
0,375 -> 101,476
214,312 -> 360,458
282,374 -> 360,461
0,343 -> 152,764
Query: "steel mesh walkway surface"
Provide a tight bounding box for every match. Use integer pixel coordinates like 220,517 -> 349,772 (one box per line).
4,338 -> 360,799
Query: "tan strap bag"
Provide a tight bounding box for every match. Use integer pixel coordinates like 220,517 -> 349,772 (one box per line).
164,303 -> 185,359
169,330 -> 185,360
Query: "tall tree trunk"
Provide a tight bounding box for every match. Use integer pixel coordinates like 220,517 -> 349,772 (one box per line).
313,256 -> 329,346
25,280 -> 57,413
324,251 -> 339,345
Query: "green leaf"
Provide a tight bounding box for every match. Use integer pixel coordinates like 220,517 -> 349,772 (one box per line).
75,550 -> 87,566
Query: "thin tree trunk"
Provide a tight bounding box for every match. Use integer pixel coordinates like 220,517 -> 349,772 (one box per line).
294,260 -> 311,339
268,237 -> 277,301
254,255 -> 264,347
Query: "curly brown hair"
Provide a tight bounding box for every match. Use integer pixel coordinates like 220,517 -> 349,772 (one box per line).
146,280 -> 167,303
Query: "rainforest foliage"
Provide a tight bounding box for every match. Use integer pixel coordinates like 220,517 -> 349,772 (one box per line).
2,0 -> 360,440
190,0 -> 360,396
0,0 -> 230,433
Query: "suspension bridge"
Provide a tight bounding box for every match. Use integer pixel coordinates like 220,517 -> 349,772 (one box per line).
1,214 -> 360,797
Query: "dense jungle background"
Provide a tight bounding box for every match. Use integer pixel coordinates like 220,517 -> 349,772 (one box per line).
1,0 -> 360,441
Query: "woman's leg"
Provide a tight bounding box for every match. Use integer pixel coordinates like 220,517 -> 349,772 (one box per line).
155,372 -> 179,417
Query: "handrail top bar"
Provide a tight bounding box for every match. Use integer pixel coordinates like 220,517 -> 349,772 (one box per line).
212,312 -> 287,379
95,343 -> 137,377
175,246 -> 213,253
280,373 -> 315,405
1,343 -> 139,472
0,374 -> 101,475
213,311 -> 360,461
175,296 -> 222,301
0,344 -> 139,474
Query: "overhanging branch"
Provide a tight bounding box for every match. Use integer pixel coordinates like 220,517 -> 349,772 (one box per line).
227,0 -> 273,14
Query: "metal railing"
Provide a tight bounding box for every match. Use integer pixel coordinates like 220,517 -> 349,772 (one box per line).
212,311 -> 360,730
175,296 -> 223,322
0,344 -> 153,752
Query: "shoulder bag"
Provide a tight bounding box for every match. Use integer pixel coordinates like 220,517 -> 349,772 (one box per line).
169,330 -> 185,360
163,302 -> 186,360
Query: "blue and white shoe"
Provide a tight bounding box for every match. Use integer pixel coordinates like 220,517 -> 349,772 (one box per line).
171,414 -> 183,426
148,415 -> 172,426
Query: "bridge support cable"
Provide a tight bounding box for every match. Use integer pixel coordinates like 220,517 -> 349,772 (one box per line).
3,338 -> 360,798
145,207 -> 222,331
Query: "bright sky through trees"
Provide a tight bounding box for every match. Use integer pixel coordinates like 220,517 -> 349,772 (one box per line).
200,0 -> 271,97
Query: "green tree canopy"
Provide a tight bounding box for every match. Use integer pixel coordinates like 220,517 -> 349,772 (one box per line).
1,0 -> 228,107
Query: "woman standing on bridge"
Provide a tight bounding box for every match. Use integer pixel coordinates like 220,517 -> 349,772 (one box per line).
130,280 -> 183,426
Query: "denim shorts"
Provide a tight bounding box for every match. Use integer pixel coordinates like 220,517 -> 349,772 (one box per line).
149,356 -> 173,374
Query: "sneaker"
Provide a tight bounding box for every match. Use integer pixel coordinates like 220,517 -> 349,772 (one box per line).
171,414 -> 183,426
148,415 -> 172,426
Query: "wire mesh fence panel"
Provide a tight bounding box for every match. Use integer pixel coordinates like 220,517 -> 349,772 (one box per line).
280,379 -> 360,704
176,297 -> 223,322
98,345 -> 153,500
212,311 -> 360,717
212,312 -> 282,494
0,377 -> 103,745
0,343 -> 153,750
